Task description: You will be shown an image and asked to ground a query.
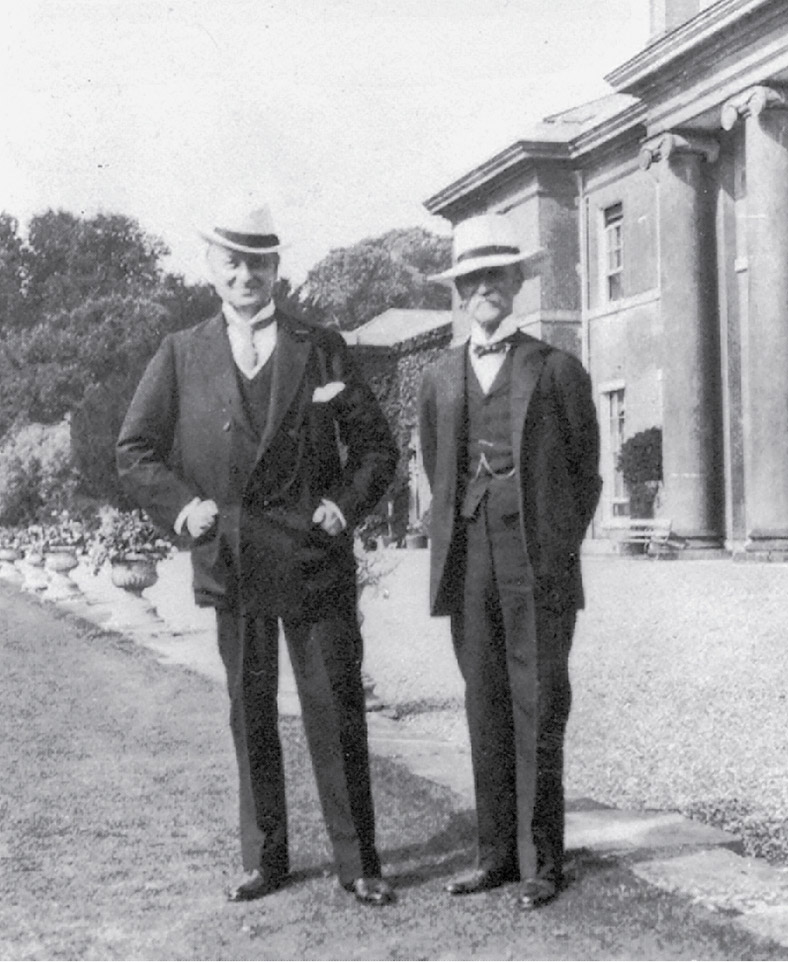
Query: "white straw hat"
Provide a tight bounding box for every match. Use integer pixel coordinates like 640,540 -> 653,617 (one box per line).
198,202 -> 284,255
429,213 -> 543,284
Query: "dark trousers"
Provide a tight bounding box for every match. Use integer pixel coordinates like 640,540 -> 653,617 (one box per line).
216,606 -> 381,885
450,492 -> 575,883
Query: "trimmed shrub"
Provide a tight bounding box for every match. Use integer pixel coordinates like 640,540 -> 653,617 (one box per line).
0,420 -> 78,525
618,426 -> 663,518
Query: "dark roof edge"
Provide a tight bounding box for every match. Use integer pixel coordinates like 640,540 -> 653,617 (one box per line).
349,325 -> 452,354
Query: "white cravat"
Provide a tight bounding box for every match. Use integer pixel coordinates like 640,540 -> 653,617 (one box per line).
223,301 -> 277,378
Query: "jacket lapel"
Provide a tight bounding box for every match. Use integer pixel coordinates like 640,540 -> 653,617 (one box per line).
196,313 -> 248,430
510,333 -> 549,463
257,316 -> 311,460
437,343 -> 467,501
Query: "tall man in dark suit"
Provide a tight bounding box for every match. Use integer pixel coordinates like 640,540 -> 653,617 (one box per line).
419,213 -> 601,910
117,203 -> 398,906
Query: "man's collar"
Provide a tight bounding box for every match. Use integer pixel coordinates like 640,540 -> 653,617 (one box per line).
222,300 -> 276,329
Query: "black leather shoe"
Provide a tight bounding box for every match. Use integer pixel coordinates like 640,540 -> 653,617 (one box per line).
445,867 -> 517,895
516,877 -> 558,910
344,877 -> 395,906
227,869 -> 287,902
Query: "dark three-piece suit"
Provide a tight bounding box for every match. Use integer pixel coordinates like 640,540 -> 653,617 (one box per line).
117,309 -> 397,885
418,331 -> 601,886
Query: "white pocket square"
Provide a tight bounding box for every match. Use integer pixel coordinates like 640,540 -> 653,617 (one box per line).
312,381 -> 345,403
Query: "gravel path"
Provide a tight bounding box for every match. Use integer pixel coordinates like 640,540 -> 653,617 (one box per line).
360,550 -> 788,864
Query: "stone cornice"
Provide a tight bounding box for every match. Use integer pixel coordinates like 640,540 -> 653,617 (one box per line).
423,141 -> 571,216
721,83 -> 788,129
424,104 -> 646,217
570,102 -> 647,156
639,131 -> 720,171
606,0 -> 777,95
425,1 -> 788,219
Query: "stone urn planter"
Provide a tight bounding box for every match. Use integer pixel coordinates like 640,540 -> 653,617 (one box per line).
110,553 -> 159,597
0,547 -> 23,586
43,547 -> 81,600
19,550 -> 50,593
404,532 -> 428,550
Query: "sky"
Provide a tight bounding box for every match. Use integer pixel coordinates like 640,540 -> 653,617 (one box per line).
0,0 -> 650,283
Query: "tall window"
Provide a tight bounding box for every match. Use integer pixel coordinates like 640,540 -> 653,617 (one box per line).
603,203 -> 624,302
605,388 -> 628,516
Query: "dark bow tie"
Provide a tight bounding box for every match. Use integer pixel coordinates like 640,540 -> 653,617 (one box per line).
473,339 -> 513,357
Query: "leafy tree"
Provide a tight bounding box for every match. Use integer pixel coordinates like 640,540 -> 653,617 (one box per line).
0,206 -> 218,436
0,293 -> 182,433
158,273 -> 218,330
0,214 -> 30,330
0,208 -> 220,509
24,210 -> 168,318
300,226 -> 451,331
273,277 -> 308,318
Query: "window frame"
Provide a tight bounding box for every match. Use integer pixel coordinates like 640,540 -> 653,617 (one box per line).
600,382 -> 628,518
601,202 -> 624,304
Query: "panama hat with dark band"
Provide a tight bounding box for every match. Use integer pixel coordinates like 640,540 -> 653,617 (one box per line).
198,203 -> 285,255
429,213 -> 543,284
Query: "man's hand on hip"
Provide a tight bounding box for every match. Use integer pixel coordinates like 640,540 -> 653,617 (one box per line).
185,499 -> 219,538
312,499 -> 346,537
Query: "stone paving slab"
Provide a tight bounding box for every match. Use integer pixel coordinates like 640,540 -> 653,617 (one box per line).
633,848 -> 788,914
566,808 -> 738,854
366,723 -> 475,802
736,905 -> 788,947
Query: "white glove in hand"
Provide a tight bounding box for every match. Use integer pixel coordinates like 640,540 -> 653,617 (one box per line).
312,499 -> 345,537
186,499 -> 219,538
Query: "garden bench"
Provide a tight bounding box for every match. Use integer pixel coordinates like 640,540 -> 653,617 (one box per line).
610,518 -> 682,557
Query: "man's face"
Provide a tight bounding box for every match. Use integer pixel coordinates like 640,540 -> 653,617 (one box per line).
455,264 -> 522,334
206,245 -> 279,318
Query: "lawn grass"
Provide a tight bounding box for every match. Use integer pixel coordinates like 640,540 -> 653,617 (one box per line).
2,583 -> 785,961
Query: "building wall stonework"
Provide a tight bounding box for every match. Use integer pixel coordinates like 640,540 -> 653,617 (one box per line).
424,1 -> 788,555
584,158 -> 659,313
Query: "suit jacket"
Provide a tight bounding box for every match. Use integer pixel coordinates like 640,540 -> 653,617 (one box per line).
418,332 -> 602,617
117,309 -> 398,616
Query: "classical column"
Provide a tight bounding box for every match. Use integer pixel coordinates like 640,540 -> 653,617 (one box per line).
640,131 -> 724,549
722,85 -> 788,554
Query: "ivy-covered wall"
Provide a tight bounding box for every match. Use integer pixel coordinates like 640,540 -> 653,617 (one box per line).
351,327 -> 451,529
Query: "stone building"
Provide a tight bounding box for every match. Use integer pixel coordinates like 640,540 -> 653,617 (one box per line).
424,0 -> 788,558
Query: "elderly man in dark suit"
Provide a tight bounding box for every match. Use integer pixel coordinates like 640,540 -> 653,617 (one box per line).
418,213 -> 601,910
117,203 -> 398,906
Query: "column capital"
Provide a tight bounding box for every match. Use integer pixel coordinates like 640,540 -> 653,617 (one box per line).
639,131 -> 720,172
721,85 -> 788,131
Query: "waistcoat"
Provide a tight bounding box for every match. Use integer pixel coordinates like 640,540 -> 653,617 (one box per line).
227,360 -> 275,505
461,353 -> 519,519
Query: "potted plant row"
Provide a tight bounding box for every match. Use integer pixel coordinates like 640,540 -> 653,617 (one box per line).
88,508 -> 174,596
0,508 -> 174,600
